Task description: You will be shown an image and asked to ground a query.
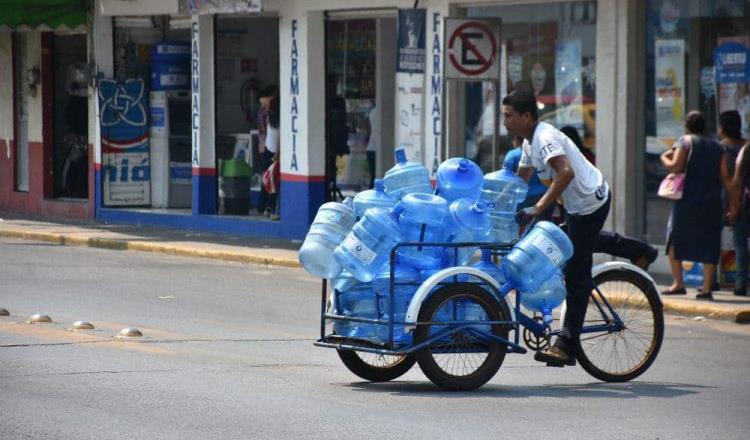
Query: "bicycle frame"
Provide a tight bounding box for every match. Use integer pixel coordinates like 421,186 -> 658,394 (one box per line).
315,241 -> 627,357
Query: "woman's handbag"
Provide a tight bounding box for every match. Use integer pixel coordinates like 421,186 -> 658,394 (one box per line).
263,160 -> 280,194
657,136 -> 693,200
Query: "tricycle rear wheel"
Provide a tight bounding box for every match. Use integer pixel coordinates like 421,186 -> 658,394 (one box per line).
337,350 -> 416,382
414,283 -> 511,391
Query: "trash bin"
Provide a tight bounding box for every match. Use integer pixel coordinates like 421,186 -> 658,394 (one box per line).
219,159 -> 252,215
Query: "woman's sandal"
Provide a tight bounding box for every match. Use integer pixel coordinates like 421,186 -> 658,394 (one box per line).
661,287 -> 686,295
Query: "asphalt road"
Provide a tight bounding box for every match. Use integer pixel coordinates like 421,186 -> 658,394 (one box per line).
1,236 -> 748,440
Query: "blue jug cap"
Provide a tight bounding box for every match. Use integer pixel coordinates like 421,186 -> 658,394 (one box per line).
394,148 -> 407,164
374,179 -> 385,192
458,159 -> 470,172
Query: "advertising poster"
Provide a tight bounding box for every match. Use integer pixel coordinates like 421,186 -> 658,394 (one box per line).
397,9 -> 426,74
554,39 -> 583,130
654,39 -> 685,139
715,39 -> 750,139
98,78 -> 151,206
395,73 -> 424,162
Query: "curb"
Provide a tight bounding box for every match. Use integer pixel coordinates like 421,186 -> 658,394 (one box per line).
2,229 -> 749,323
0,229 -> 302,269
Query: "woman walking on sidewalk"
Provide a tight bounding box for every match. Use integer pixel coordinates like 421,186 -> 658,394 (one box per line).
661,111 -> 730,301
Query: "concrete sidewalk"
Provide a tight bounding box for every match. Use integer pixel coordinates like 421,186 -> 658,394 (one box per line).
1,212 -> 748,323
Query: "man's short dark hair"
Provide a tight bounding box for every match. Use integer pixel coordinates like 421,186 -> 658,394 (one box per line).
685,111 -> 705,135
502,90 -> 538,120
719,110 -> 742,139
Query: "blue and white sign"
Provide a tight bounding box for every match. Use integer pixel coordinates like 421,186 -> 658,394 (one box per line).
397,9 -> 426,74
714,42 -> 750,85
98,78 -> 151,206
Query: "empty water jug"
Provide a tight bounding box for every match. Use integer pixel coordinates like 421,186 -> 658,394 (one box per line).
298,201 -> 356,279
334,275 -> 379,340
446,198 -> 491,265
352,179 -> 397,220
334,208 -> 404,283
502,221 -> 573,293
487,211 -> 520,244
435,158 -> 483,203
373,259 -> 420,344
481,167 -> 529,213
382,147 -> 433,200
395,193 -> 449,270
520,270 -> 566,325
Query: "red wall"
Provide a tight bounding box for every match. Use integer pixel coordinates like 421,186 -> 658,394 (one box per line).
0,138 -> 91,219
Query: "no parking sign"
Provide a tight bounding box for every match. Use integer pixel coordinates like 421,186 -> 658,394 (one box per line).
444,18 -> 501,80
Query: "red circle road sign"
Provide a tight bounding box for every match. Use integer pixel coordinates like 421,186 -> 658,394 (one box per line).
447,21 -> 498,77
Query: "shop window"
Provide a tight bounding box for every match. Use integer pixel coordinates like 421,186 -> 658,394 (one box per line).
643,0 -> 750,243
326,18 -> 379,199
215,16 -> 279,217
460,2 -> 597,173
13,32 -> 30,192
53,34 -> 88,198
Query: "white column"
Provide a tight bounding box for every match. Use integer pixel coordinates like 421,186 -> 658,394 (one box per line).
424,2 -> 449,177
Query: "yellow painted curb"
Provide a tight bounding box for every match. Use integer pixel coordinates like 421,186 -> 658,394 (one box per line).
0,229 -> 301,269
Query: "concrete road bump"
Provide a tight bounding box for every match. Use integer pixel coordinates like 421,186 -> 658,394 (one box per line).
116,327 -> 143,339
28,314 -> 52,324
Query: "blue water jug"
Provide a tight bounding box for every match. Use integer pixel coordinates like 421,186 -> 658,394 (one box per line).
298,201 -> 356,279
435,158 -> 483,203
333,273 -> 379,340
382,148 -> 433,200
373,259 -> 420,344
472,249 -> 505,284
445,198 -> 491,265
334,208 -> 404,283
502,221 -> 573,293
395,193 -> 449,270
352,179 -> 397,220
520,270 -> 567,325
487,211 -> 520,244
481,168 -> 529,213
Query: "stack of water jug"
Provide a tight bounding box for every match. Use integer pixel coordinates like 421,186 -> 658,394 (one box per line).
298,147 -> 573,344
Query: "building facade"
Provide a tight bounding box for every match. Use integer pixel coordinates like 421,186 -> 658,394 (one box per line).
0,0 -> 748,244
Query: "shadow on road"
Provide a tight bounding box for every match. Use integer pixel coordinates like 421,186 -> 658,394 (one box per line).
344,380 -> 711,399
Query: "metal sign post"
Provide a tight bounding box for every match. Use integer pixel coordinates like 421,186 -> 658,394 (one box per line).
443,17 -> 502,170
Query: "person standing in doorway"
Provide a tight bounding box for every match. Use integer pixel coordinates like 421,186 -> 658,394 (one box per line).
365,103 -> 379,188
264,85 -> 281,220
503,90 -> 610,367
256,85 -> 277,215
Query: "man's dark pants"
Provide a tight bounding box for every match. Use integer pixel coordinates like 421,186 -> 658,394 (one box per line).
558,194 -> 611,354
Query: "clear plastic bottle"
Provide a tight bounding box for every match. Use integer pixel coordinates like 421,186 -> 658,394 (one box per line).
502,221 -> 573,293
333,208 -> 404,283
352,178 -> 397,221
520,270 -> 567,325
435,157 -> 483,203
333,272 -> 379,340
298,201 -> 355,279
395,193 -> 449,270
472,248 -> 505,284
480,168 -> 529,244
382,147 -> 433,201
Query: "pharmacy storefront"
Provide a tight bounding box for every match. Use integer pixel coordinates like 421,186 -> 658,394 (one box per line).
89,0 -> 749,246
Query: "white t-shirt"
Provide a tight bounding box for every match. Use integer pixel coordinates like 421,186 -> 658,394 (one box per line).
519,122 -> 609,215
266,125 -> 279,154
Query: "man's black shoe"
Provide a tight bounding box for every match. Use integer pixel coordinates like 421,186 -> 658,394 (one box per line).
534,346 -> 576,367
631,247 -> 658,271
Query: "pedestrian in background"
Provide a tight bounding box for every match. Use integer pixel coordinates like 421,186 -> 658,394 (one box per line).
365,103 -> 379,189
661,111 -> 730,300
264,85 -> 281,220
724,110 -> 750,296
256,85 -> 277,216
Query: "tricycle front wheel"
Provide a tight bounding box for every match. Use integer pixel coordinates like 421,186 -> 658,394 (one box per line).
414,283 -> 511,391
337,350 -> 416,382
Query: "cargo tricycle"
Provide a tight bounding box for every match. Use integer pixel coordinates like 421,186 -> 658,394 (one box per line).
314,241 -> 664,391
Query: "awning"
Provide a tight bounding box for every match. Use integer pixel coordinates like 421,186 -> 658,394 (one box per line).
0,0 -> 89,31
